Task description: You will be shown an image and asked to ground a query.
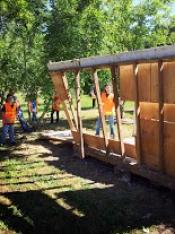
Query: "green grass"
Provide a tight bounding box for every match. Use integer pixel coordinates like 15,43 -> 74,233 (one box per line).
1,94 -> 175,234
0,136 -> 175,234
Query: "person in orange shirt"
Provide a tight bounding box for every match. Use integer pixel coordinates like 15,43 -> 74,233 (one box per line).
0,95 -> 17,145
27,98 -> 38,122
51,95 -> 61,123
95,84 -> 115,138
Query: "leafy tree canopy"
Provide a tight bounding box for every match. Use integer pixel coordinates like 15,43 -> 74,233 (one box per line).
0,0 -> 175,98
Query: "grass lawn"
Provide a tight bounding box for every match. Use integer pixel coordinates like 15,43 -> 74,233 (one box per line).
0,95 -> 175,234
0,130 -> 175,234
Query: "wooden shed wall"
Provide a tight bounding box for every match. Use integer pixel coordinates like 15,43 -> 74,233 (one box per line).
120,62 -> 175,176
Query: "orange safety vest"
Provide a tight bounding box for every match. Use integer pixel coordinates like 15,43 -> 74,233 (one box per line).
52,96 -> 61,111
101,92 -> 115,115
2,102 -> 17,125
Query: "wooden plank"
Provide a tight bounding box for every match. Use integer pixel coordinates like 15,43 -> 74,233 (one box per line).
120,65 -> 134,100
62,72 -> 78,130
62,101 -> 76,131
138,63 -> 158,102
108,139 -> 121,155
93,69 -> 108,148
83,133 -> 106,151
75,70 -> 85,159
124,143 -> 136,159
71,130 -> 80,144
140,119 -> 160,170
120,63 -> 159,102
164,104 -> 175,122
111,66 -> 125,156
138,63 -> 151,101
163,62 -> 175,103
85,146 -> 123,166
150,63 -> 159,102
50,72 -> 69,101
133,64 -> 142,164
158,61 -> 165,172
164,122 -> 175,177
140,102 -> 159,120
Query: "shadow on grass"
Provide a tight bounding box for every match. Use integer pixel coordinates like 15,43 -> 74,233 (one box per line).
1,179 -> 175,234
38,141 -> 175,233
1,137 -> 175,233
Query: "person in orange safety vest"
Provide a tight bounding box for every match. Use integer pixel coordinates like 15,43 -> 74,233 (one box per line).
95,84 -> 115,138
51,95 -> 61,123
0,95 -> 17,145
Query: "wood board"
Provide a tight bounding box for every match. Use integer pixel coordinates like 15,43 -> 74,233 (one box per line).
120,62 -> 175,103
50,72 -> 69,101
140,119 -> 160,170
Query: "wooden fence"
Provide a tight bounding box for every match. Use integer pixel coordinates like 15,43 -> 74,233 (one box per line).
48,45 -> 175,190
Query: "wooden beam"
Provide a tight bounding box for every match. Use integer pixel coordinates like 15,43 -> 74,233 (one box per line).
48,45 -> 175,71
62,72 -> 78,130
111,65 -> 125,157
75,70 -> 85,159
93,69 -> 108,148
62,101 -> 76,131
133,64 -> 142,164
158,61 -> 165,172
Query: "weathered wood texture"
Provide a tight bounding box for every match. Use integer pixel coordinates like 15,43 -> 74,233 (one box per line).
133,64 -> 142,164
111,66 -> 125,156
120,63 -> 159,102
120,61 -> 175,176
50,72 -> 69,101
120,62 -> 175,104
158,61 -> 164,172
48,45 -> 175,71
49,49 -> 175,188
71,131 -> 136,158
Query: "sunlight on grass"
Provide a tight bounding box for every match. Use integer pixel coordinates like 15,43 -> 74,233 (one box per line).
56,198 -> 85,217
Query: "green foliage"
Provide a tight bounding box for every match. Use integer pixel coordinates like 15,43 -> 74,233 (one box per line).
0,0 -> 175,103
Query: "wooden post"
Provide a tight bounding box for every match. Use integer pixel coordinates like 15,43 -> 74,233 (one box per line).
93,69 -> 108,148
111,65 -> 125,157
75,70 -> 85,159
62,72 -> 78,130
68,100 -> 78,130
62,101 -> 76,131
158,61 -> 164,172
133,63 -> 142,164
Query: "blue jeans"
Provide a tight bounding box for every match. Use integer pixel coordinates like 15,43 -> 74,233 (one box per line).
32,112 -> 37,122
1,124 -> 15,144
95,115 -> 115,138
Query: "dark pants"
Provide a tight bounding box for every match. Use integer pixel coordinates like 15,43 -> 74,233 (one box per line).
1,124 -> 15,144
92,98 -> 96,108
32,112 -> 37,122
51,110 -> 59,123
